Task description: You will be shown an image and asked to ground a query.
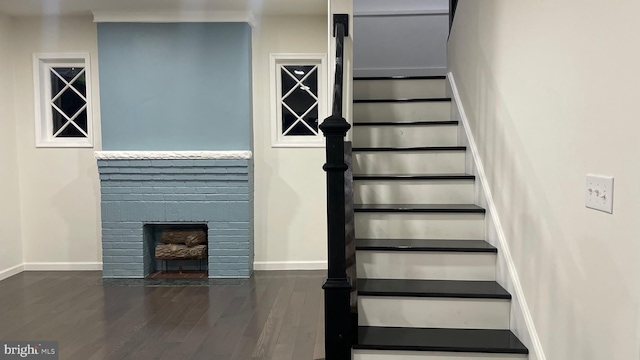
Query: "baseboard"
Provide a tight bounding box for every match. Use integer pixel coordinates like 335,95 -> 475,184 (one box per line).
22,262 -> 103,271
0,263 -> 25,281
354,67 -> 447,78
253,261 -> 327,271
448,71 -> 547,360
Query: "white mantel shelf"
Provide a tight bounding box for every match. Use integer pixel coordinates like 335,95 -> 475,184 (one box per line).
94,151 -> 253,160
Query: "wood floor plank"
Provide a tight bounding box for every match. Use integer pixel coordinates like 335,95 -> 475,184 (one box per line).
0,270 -> 326,360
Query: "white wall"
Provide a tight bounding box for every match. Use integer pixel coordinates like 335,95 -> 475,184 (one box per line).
252,15 -> 329,269
12,16 -> 102,269
353,0 -> 448,77
449,1 -> 640,360
0,13 -> 24,278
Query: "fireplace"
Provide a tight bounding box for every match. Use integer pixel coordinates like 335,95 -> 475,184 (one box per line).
96,151 -> 254,279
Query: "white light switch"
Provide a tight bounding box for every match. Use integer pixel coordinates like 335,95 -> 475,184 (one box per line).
585,174 -> 614,213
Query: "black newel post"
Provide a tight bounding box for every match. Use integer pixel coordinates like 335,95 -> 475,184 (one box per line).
322,14 -> 351,360
320,114 -> 352,360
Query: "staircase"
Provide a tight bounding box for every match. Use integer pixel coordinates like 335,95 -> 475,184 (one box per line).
349,76 -> 529,359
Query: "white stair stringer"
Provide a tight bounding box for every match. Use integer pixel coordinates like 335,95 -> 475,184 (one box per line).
357,251 -> 496,281
355,212 -> 485,240
353,350 -> 527,360
354,180 -> 474,205
353,151 -> 465,175
353,124 -> 458,148
354,79 -> 446,100
354,101 -> 451,123
358,296 -> 510,329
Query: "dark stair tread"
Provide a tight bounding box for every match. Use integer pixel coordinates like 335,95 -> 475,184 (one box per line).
354,75 -> 447,80
354,204 -> 486,213
355,97 -> 451,103
353,173 -> 475,180
355,326 -> 529,354
353,146 -> 466,152
356,239 -> 496,253
357,279 -> 510,299
353,121 -> 458,126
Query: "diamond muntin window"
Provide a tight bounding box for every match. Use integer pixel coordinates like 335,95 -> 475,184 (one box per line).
270,54 -> 327,147
34,53 -> 93,147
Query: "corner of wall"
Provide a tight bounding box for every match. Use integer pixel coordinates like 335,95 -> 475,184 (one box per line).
0,12 -> 25,281
447,71 -> 546,360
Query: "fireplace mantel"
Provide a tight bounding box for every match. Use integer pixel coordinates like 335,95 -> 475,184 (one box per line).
94,151 -> 252,160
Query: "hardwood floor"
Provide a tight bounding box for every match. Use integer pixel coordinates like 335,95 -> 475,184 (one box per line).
0,271 -> 326,360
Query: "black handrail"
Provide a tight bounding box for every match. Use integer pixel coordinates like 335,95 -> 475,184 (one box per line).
449,0 -> 459,31
320,13 -> 352,360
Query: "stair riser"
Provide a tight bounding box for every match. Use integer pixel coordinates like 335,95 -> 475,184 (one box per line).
353,125 -> 458,148
354,350 -> 527,360
354,79 -> 446,100
354,102 -> 451,123
359,297 -> 509,329
357,252 -> 496,281
355,213 -> 484,240
355,180 -> 474,205
353,152 -> 466,175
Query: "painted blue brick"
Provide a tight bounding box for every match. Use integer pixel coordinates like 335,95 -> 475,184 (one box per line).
102,194 -> 122,201
208,249 -> 248,256
216,242 -> 250,249
143,194 -> 164,201
121,194 -> 143,201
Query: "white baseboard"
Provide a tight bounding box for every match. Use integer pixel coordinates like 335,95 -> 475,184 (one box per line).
0,263 -> 25,281
448,71 -> 546,360
22,262 -> 103,271
354,67 -> 447,78
253,261 -> 327,271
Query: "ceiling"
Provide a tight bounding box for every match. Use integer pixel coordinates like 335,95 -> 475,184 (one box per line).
0,0 -> 328,17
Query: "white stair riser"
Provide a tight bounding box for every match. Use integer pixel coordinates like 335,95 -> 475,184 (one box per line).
354,102 -> 451,123
353,152 -> 465,175
358,297 -> 510,329
354,79 -> 446,100
355,180 -> 474,205
357,251 -> 496,281
354,350 -> 527,360
353,125 -> 458,148
355,213 -> 484,240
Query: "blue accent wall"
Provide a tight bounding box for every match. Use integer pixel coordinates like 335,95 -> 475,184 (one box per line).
97,23 -> 252,150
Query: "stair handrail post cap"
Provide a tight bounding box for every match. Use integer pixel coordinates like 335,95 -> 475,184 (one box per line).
320,115 -> 351,137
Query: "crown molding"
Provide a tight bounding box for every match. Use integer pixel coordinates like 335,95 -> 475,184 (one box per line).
92,10 -> 256,26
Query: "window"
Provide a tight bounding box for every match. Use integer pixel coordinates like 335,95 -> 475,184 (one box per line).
33,53 -> 93,147
270,54 -> 327,147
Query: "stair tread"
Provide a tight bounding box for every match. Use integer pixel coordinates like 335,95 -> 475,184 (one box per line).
357,279 -> 510,299
354,204 -> 486,213
353,146 -> 466,152
354,75 -> 447,80
356,239 -> 496,252
354,173 -> 475,180
355,326 -> 528,354
355,97 -> 451,103
353,120 -> 458,126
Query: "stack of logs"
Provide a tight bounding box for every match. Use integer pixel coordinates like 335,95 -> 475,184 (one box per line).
155,229 -> 207,260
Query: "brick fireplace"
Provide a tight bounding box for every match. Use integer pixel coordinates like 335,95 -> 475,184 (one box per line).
96,151 -> 254,279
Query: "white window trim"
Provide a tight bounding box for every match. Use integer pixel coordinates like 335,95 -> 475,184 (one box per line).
270,53 -> 328,148
33,52 -> 94,148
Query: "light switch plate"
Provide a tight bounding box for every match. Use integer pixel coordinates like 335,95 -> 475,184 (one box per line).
585,174 -> 614,213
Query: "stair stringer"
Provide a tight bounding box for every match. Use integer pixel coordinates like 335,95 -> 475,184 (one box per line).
447,72 -> 547,360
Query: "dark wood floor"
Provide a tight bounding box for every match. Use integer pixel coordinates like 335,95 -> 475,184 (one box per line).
0,271 -> 326,360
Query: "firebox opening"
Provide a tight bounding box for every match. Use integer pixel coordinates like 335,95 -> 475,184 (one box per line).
143,223 -> 209,279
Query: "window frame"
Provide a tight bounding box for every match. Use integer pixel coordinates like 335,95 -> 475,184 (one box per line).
270,53 -> 328,148
33,52 -> 94,148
